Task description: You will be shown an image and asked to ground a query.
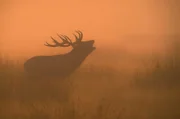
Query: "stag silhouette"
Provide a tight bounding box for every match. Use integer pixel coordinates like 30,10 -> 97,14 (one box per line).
24,30 -> 96,78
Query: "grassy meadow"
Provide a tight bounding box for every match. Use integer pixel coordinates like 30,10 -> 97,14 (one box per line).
0,39 -> 180,119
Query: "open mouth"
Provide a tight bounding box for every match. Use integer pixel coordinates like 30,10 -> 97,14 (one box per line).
89,45 -> 95,50
91,44 -> 96,50
86,40 -> 96,50
91,41 -> 96,49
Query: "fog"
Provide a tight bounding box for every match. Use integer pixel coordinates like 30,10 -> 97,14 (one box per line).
1,0 -> 179,61
1,1 -> 180,118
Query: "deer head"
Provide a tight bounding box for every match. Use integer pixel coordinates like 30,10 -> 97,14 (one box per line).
24,30 -> 96,79
44,30 -> 96,54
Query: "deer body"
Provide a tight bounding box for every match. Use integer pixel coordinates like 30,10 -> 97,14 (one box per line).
24,31 -> 95,78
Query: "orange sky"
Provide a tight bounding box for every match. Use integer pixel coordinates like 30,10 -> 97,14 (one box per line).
0,0 -> 179,61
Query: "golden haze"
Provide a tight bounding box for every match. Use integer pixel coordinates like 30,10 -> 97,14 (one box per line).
0,0 -> 179,61
0,1 -> 180,118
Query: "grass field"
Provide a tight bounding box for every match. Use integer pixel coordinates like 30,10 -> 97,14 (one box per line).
0,40 -> 180,119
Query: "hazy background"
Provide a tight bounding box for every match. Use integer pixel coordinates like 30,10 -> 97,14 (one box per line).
1,0 -> 179,62
0,0 -> 180,118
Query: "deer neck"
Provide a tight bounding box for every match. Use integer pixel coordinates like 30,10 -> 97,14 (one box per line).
68,49 -> 88,60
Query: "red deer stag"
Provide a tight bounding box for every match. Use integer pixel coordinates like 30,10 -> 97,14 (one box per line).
24,30 -> 96,78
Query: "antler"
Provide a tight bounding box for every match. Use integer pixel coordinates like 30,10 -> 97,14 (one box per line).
45,34 -> 73,48
73,30 -> 83,44
45,30 -> 83,48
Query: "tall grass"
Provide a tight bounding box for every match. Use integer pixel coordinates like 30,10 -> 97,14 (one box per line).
0,55 -> 125,119
0,39 -> 180,119
134,38 -> 180,89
